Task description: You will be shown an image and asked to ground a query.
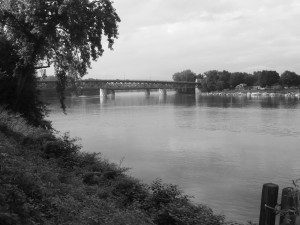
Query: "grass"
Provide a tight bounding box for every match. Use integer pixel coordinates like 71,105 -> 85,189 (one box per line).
0,108 -> 230,225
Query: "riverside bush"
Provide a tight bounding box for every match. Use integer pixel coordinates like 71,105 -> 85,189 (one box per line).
0,109 -> 227,225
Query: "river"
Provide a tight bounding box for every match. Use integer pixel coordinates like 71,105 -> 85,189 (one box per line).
43,91 -> 300,223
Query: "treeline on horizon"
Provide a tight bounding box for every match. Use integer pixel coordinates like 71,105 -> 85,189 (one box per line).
173,69 -> 300,92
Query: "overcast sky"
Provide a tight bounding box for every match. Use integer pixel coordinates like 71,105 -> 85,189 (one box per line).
86,0 -> 300,80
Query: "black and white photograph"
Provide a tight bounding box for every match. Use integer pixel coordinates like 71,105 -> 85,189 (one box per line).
0,0 -> 300,224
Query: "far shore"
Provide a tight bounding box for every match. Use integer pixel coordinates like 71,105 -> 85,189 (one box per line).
198,88 -> 300,98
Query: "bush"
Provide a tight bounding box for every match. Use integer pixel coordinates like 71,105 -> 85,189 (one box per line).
142,180 -> 225,225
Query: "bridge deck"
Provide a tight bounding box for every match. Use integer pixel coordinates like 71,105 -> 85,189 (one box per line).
38,79 -> 198,85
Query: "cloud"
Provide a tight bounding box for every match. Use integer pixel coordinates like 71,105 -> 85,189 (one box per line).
88,0 -> 300,80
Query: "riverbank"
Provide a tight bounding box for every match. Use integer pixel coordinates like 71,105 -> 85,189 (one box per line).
0,109 -> 232,225
198,88 -> 300,98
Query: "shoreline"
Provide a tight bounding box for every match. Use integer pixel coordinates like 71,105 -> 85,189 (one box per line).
0,109 -> 229,225
198,89 -> 300,98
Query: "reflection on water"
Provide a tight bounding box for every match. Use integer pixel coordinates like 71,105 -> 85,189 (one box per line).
43,91 -> 300,223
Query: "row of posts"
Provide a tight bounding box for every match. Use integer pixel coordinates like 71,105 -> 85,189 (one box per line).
259,183 -> 299,225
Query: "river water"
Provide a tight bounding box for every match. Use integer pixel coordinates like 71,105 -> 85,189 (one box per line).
43,91 -> 300,223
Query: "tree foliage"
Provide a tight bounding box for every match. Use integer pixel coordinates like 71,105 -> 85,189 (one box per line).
254,70 -> 280,87
196,69 -> 300,92
172,69 -> 196,82
280,71 -> 300,87
200,70 -> 232,92
0,34 -> 49,127
172,70 -> 196,94
229,72 -> 254,88
0,0 -> 120,126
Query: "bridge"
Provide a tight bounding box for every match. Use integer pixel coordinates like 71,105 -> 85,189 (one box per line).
38,79 -> 200,97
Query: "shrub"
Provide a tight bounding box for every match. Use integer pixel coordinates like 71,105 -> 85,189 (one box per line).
142,180 -> 225,225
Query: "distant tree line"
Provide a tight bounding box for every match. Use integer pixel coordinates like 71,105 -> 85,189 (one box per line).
172,70 -> 300,92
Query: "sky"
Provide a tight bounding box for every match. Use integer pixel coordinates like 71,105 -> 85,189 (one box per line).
85,0 -> 300,80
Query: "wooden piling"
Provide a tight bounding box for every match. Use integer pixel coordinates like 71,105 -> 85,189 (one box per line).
259,183 -> 279,225
280,187 -> 296,225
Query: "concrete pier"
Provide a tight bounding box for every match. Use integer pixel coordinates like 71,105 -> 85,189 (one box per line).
100,88 -> 108,98
100,88 -> 116,100
159,89 -> 167,96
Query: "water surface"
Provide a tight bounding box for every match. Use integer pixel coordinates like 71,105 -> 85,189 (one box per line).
44,91 -> 300,223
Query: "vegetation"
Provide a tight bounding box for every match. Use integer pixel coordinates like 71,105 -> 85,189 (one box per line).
0,109 -> 226,225
280,71 -> 300,87
172,70 -> 197,94
0,0 -> 120,126
254,71 -> 280,88
0,1 -> 298,224
191,70 -> 300,92
200,70 -> 232,92
172,70 -> 196,82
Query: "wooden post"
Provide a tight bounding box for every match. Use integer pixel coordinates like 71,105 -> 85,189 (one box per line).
259,183 -> 279,225
280,187 -> 295,225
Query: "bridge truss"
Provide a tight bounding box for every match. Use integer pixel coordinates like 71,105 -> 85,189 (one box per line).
38,79 -> 199,91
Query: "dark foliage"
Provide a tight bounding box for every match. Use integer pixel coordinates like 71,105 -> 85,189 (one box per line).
198,69 -> 300,92
200,70 -> 232,92
172,70 -> 196,82
0,36 -> 49,128
254,70 -> 280,87
280,71 -> 300,87
229,72 -> 254,88
0,0 -> 120,127
172,70 -> 197,94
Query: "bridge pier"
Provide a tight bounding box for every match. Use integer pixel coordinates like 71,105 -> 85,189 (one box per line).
100,88 -> 115,99
159,89 -> 167,96
145,89 -> 150,97
100,88 -> 108,98
195,87 -> 201,95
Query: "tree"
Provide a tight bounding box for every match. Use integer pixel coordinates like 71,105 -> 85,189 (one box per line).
0,0 -> 120,127
0,34 -> 49,126
230,72 -> 247,88
244,73 -> 258,86
201,70 -> 218,92
172,70 -> 196,94
254,70 -> 280,87
172,69 -> 196,82
199,70 -> 231,92
217,70 -> 231,90
280,71 -> 300,87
